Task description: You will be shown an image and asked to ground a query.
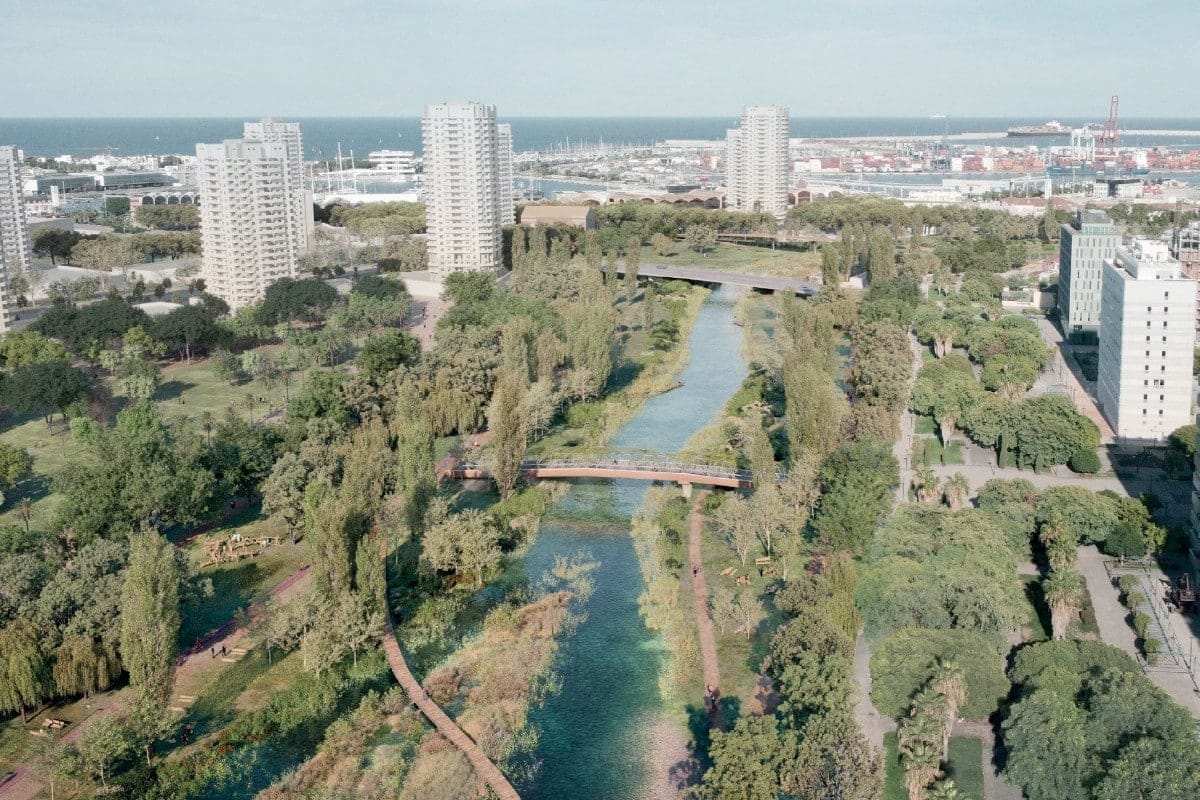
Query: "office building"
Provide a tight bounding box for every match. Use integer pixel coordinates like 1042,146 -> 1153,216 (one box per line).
497,123 -> 515,226
0,146 -> 23,332
243,118 -> 312,253
1171,221 -> 1200,331
1058,210 -> 1120,333
1097,239 -> 1197,441
725,105 -> 789,219
195,139 -> 303,309
422,102 -> 511,278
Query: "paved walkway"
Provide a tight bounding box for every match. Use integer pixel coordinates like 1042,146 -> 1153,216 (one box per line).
687,495 -> 725,730
1034,318 -> 1114,442
382,593 -> 521,800
851,634 -> 894,750
1078,546 -> 1200,718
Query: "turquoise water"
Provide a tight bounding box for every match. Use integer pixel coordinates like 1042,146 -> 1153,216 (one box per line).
522,285 -> 748,800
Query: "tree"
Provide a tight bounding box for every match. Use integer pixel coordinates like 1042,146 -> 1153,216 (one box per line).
943,473 -> 969,511
70,716 -> 134,788
784,711 -> 882,800
1002,690 -> 1092,800
262,452 -> 310,541
421,509 -> 502,589
0,618 -> 47,722
898,710 -> 944,800
0,442 -> 32,497
52,636 -> 120,699
813,439 -> 898,555
486,375 -> 527,499
651,232 -> 675,257
690,714 -> 786,800
1044,567 -> 1085,640
783,359 -> 846,462
0,330 -> 70,368
870,628 -> 1009,721
623,235 -> 641,302
683,224 -> 718,254
32,228 -> 82,265
149,304 -> 227,363
1094,736 -> 1200,800
0,360 -> 92,428
120,531 -> 183,706
716,494 -> 758,566
356,329 -> 420,379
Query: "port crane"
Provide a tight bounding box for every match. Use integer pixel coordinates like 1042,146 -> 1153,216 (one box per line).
1097,94 -> 1120,154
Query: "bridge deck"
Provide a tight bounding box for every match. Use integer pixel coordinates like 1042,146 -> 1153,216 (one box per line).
445,457 -> 784,489
609,263 -> 819,295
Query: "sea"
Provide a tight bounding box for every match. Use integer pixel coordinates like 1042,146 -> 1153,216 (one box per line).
4,117 -> 1200,158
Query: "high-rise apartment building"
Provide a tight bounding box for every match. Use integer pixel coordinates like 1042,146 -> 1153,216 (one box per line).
725,106 -> 790,219
195,139 -> 303,309
422,102 -> 512,278
1058,210 -> 1120,332
0,146 -> 25,332
242,118 -> 313,254
497,123 -> 515,226
1097,239 -> 1197,441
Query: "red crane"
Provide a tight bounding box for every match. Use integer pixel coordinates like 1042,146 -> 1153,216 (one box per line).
1098,94 -> 1120,153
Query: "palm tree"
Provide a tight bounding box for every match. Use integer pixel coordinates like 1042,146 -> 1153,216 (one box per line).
931,661 -> 967,753
914,466 -> 942,505
943,473 -> 970,511
899,732 -> 943,800
910,688 -> 952,753
1045,567 -> 1086,640
928,779 -> 965,800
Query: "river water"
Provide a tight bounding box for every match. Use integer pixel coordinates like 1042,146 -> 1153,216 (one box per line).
521,285 -> 748,800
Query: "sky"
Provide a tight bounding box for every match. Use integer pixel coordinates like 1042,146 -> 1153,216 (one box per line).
2,0 -> 1198,118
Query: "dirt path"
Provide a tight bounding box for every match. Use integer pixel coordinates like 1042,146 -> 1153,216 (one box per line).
851,633 -> 895,750
687,495 -> 725,731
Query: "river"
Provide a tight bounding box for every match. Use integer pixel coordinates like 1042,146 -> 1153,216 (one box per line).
520,285 -> 749,800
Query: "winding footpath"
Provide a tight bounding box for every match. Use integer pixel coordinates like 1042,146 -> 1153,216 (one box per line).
381,596 -> 521,800
687,494 -> 725,730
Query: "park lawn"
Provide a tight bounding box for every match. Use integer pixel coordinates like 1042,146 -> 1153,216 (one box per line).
150,343 -> 301,424
640,242 -> 822,279
883,733 -> 984,800
179,523 -> 307,648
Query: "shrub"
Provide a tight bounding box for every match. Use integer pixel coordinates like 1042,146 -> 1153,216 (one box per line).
1069,448 -> 1101,474
1131,611 -> 1149,640
1103,522 -> 1147,558
1143,636 -> 1162,660
1116,575 -> 1142,596
1124,590 -> 1146,609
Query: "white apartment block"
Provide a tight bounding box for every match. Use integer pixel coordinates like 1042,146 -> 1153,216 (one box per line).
0,146 -> 25,332
725,105 -> 790,219
497,123 -> 515,226
1097,239 -> 1197,441
243,118 -> 313,254
1058,210 -> 1120,332
195,139 -> 303,310
367,149 -> 416,177
422,102 -> 510,278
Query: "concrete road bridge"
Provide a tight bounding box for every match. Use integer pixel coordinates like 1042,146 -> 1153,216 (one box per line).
608,262 -> 820,296
441,453 -> 784,496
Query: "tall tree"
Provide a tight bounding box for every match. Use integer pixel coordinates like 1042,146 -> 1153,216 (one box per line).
119,531 -> 183,706
0,618 -> 47,722
487,375 -> 527,499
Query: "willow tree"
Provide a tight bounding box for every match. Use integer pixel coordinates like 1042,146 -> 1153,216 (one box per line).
119,531 -> 183,706
0,618 -> 47,722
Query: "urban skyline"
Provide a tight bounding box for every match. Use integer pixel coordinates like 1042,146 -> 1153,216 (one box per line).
4,1 -> 1200,118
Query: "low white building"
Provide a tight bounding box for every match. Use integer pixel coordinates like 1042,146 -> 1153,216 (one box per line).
1097,239 -> 1197,441
367,149 -> 416,176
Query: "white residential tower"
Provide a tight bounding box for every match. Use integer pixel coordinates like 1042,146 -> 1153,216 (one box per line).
0,146 -> 25,331
422,102 -> 513,278
242,118 -> 313,253
195,139 -> 303,309
1097,239 -> 1197,441
726,105 -> 790,219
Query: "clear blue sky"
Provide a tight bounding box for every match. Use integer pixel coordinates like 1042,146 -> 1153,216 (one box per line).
2,0 -> 1198,117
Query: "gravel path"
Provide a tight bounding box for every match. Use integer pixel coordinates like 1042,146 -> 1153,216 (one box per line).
687,494 -> 725,731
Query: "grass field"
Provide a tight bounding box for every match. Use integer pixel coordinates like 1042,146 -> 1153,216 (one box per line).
883,732 -> 985,800
639,241 -> 822,279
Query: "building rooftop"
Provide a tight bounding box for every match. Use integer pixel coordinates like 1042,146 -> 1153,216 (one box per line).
1112,239 -> 1186,280
518,204 -> 594,224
